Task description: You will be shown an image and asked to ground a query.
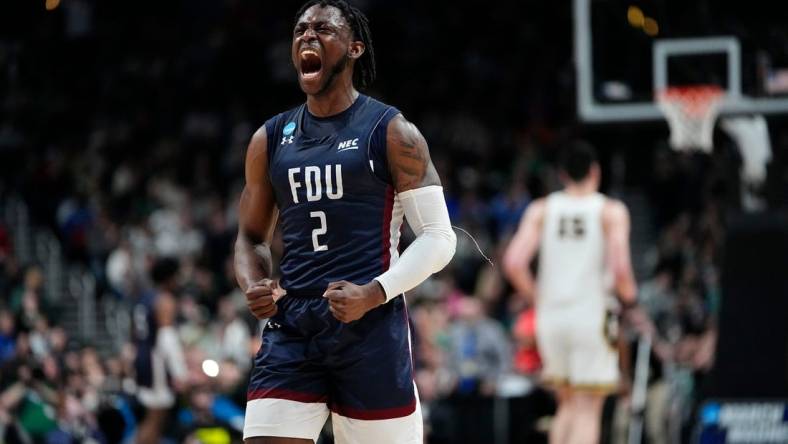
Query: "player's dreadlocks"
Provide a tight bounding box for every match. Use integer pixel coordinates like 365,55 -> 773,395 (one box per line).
294,0 -> 377,90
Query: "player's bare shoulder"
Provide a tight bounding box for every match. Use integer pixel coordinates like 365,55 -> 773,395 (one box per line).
385,114 -> 440,191
528,197 -> 548,214
245,125 -> 269,177
521,197 -> 547,227
602,197 -> 631,232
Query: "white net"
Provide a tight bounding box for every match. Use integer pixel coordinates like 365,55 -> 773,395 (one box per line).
656,86 -> 725,153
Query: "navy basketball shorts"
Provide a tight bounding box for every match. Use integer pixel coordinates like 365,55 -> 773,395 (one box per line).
243,293 -> 422,443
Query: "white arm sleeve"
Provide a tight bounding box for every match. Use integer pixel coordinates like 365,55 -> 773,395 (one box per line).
374,185 -> 456,302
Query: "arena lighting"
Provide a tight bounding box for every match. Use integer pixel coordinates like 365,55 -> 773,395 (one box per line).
45,0 -> 60,11
627,5 -> 645,28
643,18 -> 659,36
202,359 -> 220,378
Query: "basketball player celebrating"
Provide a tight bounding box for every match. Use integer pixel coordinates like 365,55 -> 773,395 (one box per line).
503,142 -> 645,444
234,1 -> 456,443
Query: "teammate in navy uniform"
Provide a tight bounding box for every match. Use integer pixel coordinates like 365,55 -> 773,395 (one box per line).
234,1 -> 456,443
132,258 -> 189,444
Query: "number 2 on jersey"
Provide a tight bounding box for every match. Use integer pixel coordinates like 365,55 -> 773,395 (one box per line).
310,211 -> 328,251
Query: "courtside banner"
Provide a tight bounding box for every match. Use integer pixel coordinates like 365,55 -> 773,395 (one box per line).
698,401 -> 788,443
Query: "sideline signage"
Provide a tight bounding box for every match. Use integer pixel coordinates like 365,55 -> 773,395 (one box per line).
699,401 -> 788,443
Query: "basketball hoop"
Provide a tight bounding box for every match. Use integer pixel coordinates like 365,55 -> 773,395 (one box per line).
656,86 -> 725,153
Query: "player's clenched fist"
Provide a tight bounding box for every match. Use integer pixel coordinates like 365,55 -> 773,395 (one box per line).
323,280 -> 386,323
245,279 -> 284,319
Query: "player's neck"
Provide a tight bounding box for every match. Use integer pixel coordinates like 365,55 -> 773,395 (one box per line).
306,81 -> 359,118
564,180 -> 597,196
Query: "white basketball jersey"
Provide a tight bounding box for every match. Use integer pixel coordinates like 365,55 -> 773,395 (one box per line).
537,191 -> 608,310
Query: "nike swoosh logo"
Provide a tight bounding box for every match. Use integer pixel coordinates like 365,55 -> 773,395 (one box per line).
337,146 -> 359,152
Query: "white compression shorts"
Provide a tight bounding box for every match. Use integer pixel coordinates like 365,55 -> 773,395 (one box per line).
244,384 -> 423,443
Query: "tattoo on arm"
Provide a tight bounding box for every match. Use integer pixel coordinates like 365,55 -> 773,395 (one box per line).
386,115 -> 440,191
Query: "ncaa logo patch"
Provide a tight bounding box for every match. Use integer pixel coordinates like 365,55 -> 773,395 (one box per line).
283,122 -> 296,136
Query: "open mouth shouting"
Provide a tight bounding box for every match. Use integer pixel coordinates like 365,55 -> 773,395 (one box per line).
299,47 -> 323,84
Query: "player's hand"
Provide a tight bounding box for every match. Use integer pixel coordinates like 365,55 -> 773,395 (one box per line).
323,280 -> 385,323
623,305 -> 655,338
691,331 -> 716,370
245,279 -> 283,319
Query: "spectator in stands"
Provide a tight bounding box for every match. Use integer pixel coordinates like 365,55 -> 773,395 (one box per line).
0,363 -> 59,441
0,224 -> 11,264
0,254 -> 19,302
215,295 -> 252,372
445,296 -> 511,443
10,265 -> 46,331
448,296 -> 511,396
512,305 -> 541,376
176,382 -> 244,442
0,310 -> 15,364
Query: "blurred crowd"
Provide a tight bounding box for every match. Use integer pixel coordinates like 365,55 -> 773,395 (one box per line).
2,1 -> 788,443
0,148 -> 746,443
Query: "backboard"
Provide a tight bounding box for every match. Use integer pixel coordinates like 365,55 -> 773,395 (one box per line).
575,0 -> 788,122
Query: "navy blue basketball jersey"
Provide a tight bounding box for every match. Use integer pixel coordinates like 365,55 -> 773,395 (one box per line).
264,95 -> 403,294
132,291 -> 157,387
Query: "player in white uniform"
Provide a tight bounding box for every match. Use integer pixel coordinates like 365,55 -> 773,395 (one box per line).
504,142 -> 643,444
